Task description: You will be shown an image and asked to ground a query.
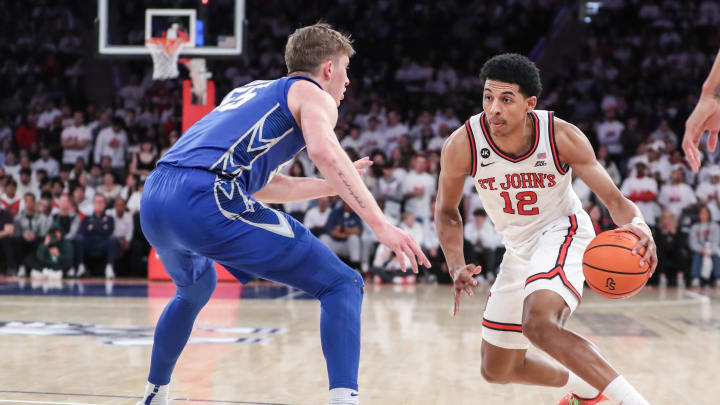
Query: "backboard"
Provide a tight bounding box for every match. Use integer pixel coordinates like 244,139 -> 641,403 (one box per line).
97,0 -> 244,57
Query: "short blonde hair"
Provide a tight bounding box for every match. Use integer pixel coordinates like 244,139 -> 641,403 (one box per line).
284,23 -> 355,74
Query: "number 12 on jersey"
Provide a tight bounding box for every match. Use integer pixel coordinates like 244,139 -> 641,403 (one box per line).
500,191 -> 539,215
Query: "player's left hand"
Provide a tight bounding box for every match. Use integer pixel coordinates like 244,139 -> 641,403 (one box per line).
450,264 -> 482,317
682,95 -> 720,172
615,224 -> 657,277
352,156 -> 373,177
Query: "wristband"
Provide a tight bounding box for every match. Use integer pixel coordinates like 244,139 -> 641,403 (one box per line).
631,216 -> 647,227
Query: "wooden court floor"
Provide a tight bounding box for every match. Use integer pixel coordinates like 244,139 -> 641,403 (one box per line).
0,279 -> 716,405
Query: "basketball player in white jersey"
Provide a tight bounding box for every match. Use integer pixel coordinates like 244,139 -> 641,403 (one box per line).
436,54 -> 657,405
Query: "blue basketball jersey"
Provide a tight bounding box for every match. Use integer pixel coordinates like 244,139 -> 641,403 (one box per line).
159,76 -> 321,195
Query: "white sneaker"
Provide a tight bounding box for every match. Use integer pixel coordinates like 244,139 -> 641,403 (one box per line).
691,278 -> 701,288
105,264 -> 115,280
17,266 -> 26,278
42,268 -> 53,278
49,270 -> 63,280
137,383 -> 169,405
658,274 -> 668,288
66,267 -> 76,278
76,264 -> 87,278
30,269 -> 44,279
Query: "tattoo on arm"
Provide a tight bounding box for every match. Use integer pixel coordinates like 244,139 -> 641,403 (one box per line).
338,170 -> 366,208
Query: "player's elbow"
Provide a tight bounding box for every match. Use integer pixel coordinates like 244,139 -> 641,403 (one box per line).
307,143 -> 337,169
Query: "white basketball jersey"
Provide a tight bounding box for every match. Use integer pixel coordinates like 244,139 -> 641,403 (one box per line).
465,110 -> 583,247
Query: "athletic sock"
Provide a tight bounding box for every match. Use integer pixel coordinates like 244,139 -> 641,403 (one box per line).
329,388 -> 359,405
563,370 -> 600,399
141,382 -> 169,405
603,375 -> 649,405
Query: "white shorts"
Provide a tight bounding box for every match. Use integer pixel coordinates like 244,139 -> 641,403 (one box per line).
481,212 -> 595,350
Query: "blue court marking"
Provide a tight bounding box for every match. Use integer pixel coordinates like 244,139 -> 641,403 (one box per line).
0,280 -> 313,300
0,390 -> 295,405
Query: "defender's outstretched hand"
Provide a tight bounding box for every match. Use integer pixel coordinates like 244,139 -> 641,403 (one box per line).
682,96 -> 720,172
375,223 -> 431,274
451,264 -> 482,317
352,156 -> 373,177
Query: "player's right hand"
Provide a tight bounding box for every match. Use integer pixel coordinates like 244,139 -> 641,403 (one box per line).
682,95 -> 720,172
375,222 -> 431,274
451,264 -> 482,317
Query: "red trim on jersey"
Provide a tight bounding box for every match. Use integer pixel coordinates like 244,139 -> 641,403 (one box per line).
478,112 -> 539,163
482,318 -> 523,333
548,111 -> 568,175
525,215 -> 582,302
465,120 -> 477,177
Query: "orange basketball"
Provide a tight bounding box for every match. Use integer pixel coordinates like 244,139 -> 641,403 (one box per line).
582,230 -> 650,299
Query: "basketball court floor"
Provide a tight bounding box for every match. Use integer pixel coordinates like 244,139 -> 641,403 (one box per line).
0,278 -> 715,405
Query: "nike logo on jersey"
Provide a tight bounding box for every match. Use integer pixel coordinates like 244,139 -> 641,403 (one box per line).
480,162 -> 495,167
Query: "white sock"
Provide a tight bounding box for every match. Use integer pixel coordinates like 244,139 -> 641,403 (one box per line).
603,376 -> 649,405
141,382 -> 169,405
563,370 -> 600,399
329,388 -> 359,405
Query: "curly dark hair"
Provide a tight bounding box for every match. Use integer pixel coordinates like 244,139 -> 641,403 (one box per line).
480,53 -> 542,98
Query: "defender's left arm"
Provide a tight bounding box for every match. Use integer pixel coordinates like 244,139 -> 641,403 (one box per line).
253,157 -> 373,203
554,117 -> 657,273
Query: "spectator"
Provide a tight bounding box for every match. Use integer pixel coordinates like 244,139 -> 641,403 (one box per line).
87,165 -> 104,190
659,168 -> 698,218
52,193 -> 81,238
359,116 -> 385,153
696,165 -> 720,220
76,194 -> 116,279
72,185 -> 93,217
320,200 -> 362,271
61,112 -> 92,166
16,114 -> 39,151
340,125 -> 364,155
303,196 -> 332,237
0,204 -> 16,276
689,205 -> 720,288
463,208 -> 503,282
372,162 -> 403,225
4,152 -> 20,180
13,193 -> 50,276
621,161 -> 660,229
16,168 -> 38,200
129,138 -> 158,179
282,161 -> 310,222
97,172 -> 122,203
654,210 -> 689,287
94,117 -> 128,173
1,180 -> 20,217
402,154 -> 436,223
383,110 -> 409,153
595,109 -> 625,164
26,223 -> 73,279
32,146 -> 60,178
597,145 -> 621,186
109,197 -> 133,271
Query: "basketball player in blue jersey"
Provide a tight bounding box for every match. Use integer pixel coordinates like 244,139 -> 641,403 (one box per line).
136,23 -> 430,405
436,54 -> 656,405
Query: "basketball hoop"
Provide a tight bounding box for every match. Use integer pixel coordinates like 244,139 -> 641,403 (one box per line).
146,28 -> 190,80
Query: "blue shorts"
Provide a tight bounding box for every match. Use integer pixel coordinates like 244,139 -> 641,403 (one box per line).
140,164 -> 363,296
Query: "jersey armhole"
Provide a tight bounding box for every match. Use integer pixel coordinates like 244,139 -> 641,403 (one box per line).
465,120 -> 478,177
548,111 -> 569,175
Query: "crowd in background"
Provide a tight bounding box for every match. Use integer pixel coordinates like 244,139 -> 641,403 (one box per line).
0,0 -> 719,286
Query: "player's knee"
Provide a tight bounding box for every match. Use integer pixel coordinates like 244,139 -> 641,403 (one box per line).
177,268 -> 218,308
521,316 -> 560,349
324,268 -> 364,304
480,360 -> 513,384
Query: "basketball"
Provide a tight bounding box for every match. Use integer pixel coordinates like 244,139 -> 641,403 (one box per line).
582,230 -> 650,299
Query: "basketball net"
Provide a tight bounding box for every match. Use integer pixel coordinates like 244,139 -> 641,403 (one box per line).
146,28 -> 190,80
